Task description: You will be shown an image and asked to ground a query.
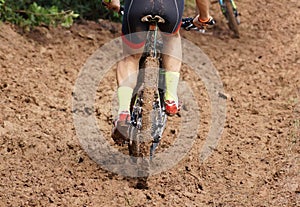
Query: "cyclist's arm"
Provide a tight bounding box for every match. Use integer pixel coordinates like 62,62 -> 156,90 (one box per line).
102,0 -> 120,12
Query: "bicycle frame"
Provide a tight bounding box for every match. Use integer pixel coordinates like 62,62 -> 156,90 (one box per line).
128,16 -> 167,160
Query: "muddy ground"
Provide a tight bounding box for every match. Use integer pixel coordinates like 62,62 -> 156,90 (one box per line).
0,0 -> 299,206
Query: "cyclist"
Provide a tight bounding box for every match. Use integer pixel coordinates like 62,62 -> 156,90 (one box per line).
102,0 -> 215,144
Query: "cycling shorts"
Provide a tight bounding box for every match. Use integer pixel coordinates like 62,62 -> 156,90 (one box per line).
122,0 -> 184,49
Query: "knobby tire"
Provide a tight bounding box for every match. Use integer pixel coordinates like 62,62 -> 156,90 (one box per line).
128,56 -> 159,186
225,0 -> 239,38
134,56 -> 159,158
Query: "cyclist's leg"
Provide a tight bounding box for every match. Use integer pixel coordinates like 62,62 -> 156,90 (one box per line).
112,43 -> 143,143
116,0 -> 150,114
116,49 -> 141,114
158,0 -> 184,114
113,36 -> 145,141
161,32 -> 182,115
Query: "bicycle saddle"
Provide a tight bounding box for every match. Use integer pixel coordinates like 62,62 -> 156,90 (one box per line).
141,15 -> 165,23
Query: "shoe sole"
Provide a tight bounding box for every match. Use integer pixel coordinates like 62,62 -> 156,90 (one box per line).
112,122 -> 130,144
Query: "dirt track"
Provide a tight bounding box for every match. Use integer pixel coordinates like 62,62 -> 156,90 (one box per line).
0,0 -> 299,206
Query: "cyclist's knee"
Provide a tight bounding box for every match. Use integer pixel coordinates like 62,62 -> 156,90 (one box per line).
122,45 -> 144,59
127,53 -> 142,62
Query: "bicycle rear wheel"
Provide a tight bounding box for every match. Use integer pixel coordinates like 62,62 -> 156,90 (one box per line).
224,0 -> 240,38
131,56 -> 159,157
127,56 -> 160,185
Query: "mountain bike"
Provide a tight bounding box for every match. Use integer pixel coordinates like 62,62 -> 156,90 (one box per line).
127,15 -> 167,169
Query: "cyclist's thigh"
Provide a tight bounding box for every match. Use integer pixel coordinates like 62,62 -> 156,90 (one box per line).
157,0 -> 184,34
122,0 -> 151,47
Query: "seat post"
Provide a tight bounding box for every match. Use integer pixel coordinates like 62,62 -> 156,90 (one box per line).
141,14 -> 165,58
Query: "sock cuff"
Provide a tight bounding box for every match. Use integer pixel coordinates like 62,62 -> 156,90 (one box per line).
118,86 -> 133,93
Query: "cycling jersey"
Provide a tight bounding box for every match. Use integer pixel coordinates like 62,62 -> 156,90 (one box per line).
122,0 -> 184,48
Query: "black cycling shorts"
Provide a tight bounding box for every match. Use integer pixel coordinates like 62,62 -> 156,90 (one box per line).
122,0 -> 184,48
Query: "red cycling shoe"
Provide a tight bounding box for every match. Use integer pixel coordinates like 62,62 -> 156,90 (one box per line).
165,100 -> 180,115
